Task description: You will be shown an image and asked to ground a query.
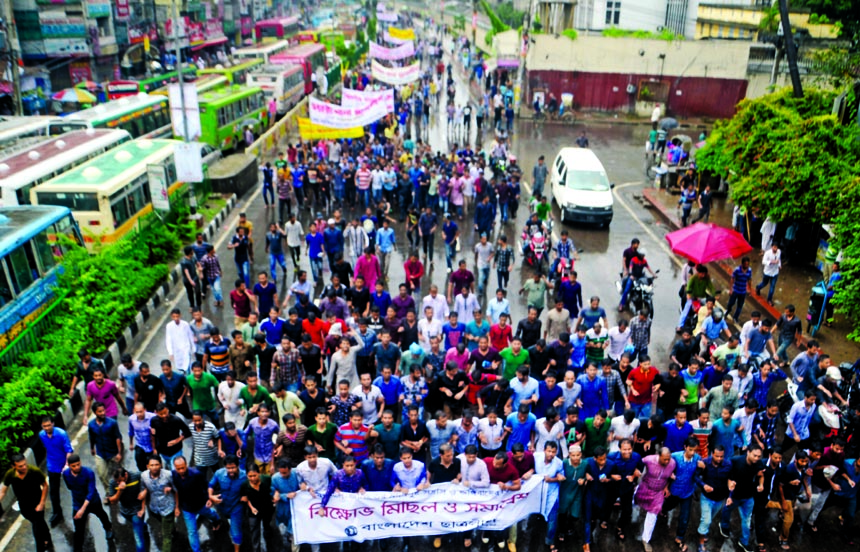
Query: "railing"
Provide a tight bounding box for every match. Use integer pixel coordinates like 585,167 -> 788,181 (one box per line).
0,289 -> 70,372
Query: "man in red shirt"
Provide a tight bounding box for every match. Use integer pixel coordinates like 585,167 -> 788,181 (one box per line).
483,452 -> 523,549
625,356 -> 660,419
489,315 -> 513,351
301,311 -> 330,348
404,252 -> 425,298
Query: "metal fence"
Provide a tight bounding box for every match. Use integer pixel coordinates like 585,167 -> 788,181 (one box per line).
0,289 -> 69,372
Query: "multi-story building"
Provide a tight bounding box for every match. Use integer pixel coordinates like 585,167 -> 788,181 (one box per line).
573,0 -> 700,37
695,1 -> 839,40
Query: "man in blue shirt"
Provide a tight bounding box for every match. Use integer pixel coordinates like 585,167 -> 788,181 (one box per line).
323,222 -> 344,269
726,257 -> 752,321
743,319 -> 777,365
38,416 -> 73,526
576,364 -> 609,419
271,458 -> 301,544
172,456 -> 220,552
305,222 -> 325,284
442,213 -> 459,272
663,408 -> 694,452
208,455 -> 248,549
63,454 -> 113,552
259,307 -> 286,347
376,219 -> 396,278
666,438 -> 703,548
87,402 -> 122,488
790,340 -> 820,400
504,405 -> 537,451
373,366 -> 403,412
361,444 -> 395,491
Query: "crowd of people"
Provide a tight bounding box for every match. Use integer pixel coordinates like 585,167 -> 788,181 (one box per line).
4,17 -> 860,552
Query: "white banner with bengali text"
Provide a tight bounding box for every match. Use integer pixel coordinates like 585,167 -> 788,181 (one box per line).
377,11 -> 398,22
371,60 -> 421,85
292,478 -> 546,544
308,96 -> 391,129
369,40 -> 415,61
341,88 -> 395,112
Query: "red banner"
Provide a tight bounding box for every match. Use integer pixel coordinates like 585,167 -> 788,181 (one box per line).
116,0 -> 129,19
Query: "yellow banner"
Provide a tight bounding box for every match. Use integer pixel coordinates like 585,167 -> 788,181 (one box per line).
388,27 -> 415,41
297,118 -> 364,140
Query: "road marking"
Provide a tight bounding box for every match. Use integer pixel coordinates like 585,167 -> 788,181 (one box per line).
521,181 -> 532,195
133,187 -> 263,359
0,516 -> 23,550
612,182 -> 684,269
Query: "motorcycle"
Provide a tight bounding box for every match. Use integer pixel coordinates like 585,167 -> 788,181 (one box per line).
616,271 -> 659,319
522,230 -> 550,273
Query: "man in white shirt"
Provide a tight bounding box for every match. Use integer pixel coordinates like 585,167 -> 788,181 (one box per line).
533,409 -> 565,454
165,308 -> 195,375
651,103 -> 662,123
739,311 -> 762,348
422,285 -> 449,323
418,306 -> 443,352
755,243 -> 782,304
731,403 -> 757,450
607,410 -> 641,453
352,373 -> 384,426
477,410 -> 505,455
607,320 -> 632,362
728,365 -> 753,407
284,216 -> 304,271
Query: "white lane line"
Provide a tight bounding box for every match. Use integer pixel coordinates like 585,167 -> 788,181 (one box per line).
612,181 -> 683,269
0,517 -> 24,550
133,188 -> 262,359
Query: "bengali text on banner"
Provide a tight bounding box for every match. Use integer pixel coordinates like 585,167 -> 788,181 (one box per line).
291,478 -> 547,544
341,88 -> 395,111
308,96 -> 391,129
369,40 -> 414,61
388,27 -> 415,40
371,60 -> 421,85
297,117 -> 363,140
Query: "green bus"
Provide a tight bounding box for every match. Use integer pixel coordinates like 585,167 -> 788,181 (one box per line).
199,59 -> 265,85
195,86 -> 269,152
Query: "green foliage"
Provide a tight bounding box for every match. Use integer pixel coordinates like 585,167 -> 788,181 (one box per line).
794,0 -> 858,46
485,28 -> 496,47
808,13 -> 831,24
479,0 -> 511,35
809,47 -> 860,88
601,27 -> 683,40
759,6 -> 780,32
453,14 -> 466,33
696,87 -> 860,338
532,14 -> 542,33
561,28 -> 578,40
494,1 -> 525,29
0,197 -> 195,469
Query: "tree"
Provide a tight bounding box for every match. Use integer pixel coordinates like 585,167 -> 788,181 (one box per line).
794,0 -> 860,48
697,87 -> 860,337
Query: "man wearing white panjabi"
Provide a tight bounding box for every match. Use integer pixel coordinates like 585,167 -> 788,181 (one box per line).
165,308 -> 195,375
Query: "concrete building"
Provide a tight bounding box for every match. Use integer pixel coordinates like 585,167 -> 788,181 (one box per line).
695,2 -> 840,40
536,0 -> 576,35
573,0 -> 699,38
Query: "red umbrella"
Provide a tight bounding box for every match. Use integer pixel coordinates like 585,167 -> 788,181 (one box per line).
665,222 -> 752,265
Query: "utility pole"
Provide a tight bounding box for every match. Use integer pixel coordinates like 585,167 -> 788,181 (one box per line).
172,0 -> 197,208
514,0 -> 536,115
2,0 -> 22,115
777,0 -> 803,98
471,0 -> 476,46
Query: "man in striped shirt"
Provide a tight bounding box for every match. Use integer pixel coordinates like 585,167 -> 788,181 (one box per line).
189,411 -> 220,479
494,236 -> 515,291
356,163 -> 372,208
334,410 -> 378,463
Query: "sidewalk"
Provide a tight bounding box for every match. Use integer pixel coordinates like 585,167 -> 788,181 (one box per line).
642,187 -> 860,362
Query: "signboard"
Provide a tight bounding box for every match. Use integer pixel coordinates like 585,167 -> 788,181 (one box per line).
309,95 -> 391,129
69,62 -> 92,84
147,164 -> 171,212
370,60 -> 421,85
116,0 -> 130,19
369,41 -> 414,61
168,83 -> 201,140
291,477 -> 546,544
106,80 -> 140,100
175,141 -> 204,183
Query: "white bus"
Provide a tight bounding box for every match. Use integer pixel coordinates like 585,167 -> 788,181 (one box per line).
247,64 -> 306,116
30,139 -> 182,249
0,129 -> 131,207
0,116 -> 69,156
233,40 -> 292,65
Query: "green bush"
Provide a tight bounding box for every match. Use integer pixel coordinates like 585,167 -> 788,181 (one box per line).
562,29 -> 578,40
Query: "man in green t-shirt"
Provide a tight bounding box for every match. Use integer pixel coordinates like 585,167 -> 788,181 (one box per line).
519,273 -> 552,315
239,372 -> 274,424
582,411 -> 609,458
307,407 -> 338,461
535,196 -> 552,221
186,363 -> 219,416
373,410 -> 402,460
500,338 -> 531,381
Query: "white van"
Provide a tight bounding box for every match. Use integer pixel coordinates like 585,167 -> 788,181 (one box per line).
550,147 -> 614,226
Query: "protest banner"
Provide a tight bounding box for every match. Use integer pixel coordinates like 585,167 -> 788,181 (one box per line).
342,88 -> 395,112
369,41 -> 414,61
383,31 -> 411,45
297,117 -> 364,140
292,477 -> 546,544
371,60 -> 421,86
309,96 -> 391,129
388,27 -> 415,41
377,11 -> 398,22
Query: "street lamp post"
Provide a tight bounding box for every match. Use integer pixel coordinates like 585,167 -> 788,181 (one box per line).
172,0 -> 196,209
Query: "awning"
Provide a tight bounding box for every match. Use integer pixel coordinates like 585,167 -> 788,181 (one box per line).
497,57 -> 519,68
192,37 -> 228,51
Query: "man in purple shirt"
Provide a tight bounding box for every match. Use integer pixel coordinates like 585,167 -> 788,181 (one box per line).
447,261 -> 475,301
392,284 -> 417,319
319,456 -> 366,510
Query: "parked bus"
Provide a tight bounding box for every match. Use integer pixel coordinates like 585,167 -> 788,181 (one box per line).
255,16 -> 300,44
247,64 -> 305,116
56,94 -> 171,139
30,140 -> 182,248
270,43 -> 328,95
0,116 -> 64,156
0,205 -> 82,358
233,40 -> 291,64
152,74 -> 228,97
199,59 -> 264,85
297,30 -> 320,44
106,67 -> 199,99
196,86 -> 268,151
0,129 -> 132,207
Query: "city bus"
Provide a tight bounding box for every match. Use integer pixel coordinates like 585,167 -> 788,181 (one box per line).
246,64 -> 305,115
296,30 -> 320,44
233,40 -> 291,64
151,74 -> 228,98
198,59 -> 264,85
270,43 -> 328,95
195,86 -> 268,151
0,116 -> 61,156
56,94 -> 171,139
106,67 -> 199,99
255,16 -> 300,44
0,205 -> 82,359
30,139 -> 182,248
0,129 -> 132,207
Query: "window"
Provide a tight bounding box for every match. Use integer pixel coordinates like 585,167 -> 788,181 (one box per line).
6,244 -> 37,293
32,229 -> 58,272
605,1 -> 621,25
35,192 -> 99,211
0,261 -> 13,305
